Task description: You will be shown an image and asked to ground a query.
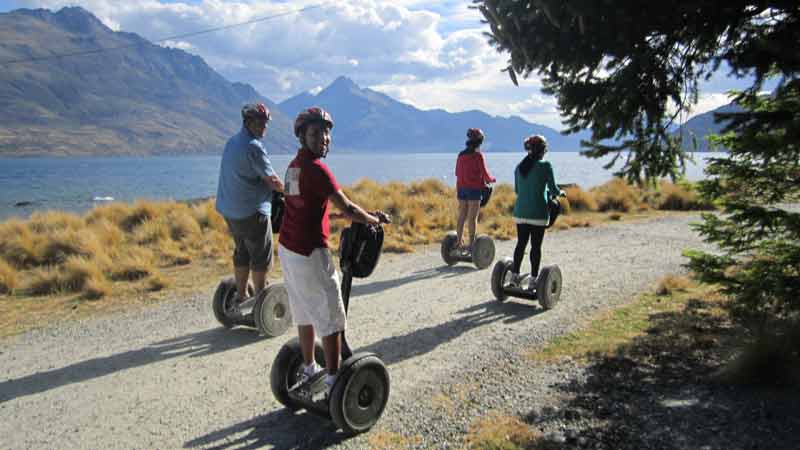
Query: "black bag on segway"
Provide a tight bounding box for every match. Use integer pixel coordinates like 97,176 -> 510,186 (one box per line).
339,222 -> 384,278
546,197 -> 562,229
270,191 -> 285,233
479,184 -> 493,208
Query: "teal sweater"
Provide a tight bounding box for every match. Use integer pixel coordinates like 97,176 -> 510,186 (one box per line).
513,160 -> 558,225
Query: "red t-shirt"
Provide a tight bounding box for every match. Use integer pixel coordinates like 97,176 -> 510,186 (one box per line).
455,151 -> 495,189
278,148 -> 341,256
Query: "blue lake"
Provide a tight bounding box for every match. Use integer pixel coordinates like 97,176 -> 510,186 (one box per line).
0,152 -> 722,221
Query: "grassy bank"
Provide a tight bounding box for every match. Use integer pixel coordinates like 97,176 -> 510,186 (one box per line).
0,178 -> 711,338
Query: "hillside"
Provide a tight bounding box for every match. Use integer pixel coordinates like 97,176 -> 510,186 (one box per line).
0,7 -> 296,156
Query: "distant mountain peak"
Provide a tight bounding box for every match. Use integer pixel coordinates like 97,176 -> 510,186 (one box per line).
54,6 -> 110,34
324,75 -> 360,95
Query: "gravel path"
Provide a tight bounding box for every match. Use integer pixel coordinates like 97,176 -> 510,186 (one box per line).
1,214 -> 713,449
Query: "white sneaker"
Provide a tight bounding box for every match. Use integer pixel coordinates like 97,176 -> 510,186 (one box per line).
527,275 -> 538,292
505,271 -> 520,287
290,363 -> 324,393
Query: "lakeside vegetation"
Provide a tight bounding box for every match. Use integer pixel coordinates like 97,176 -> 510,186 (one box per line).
0,178 -> 712,337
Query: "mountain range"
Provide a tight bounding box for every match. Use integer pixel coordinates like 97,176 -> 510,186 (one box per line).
678,103 -> 740,151
1,6 -> 724,157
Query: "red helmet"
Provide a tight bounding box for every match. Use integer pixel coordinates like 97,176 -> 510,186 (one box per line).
466,128 -> 484,143
294,107 -> 334,138
241,103 -> 270,121
524,135 -> 548,152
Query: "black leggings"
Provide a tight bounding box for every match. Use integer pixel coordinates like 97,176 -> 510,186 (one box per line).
513,224 -> 546,276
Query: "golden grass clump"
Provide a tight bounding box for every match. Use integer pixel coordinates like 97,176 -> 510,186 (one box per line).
27,256 -> 105,296
191,199 -> 227,231
655,274 -> 695,296
159,239 -> 193,266
591,178 -> 644,212
563,185 -> 598,213
60,256 -> 105,293
146,272 -> 172,292
27,210 -> 84,233
83,276 -> 112,300
464,412 -> 542,450
86,218 -> 124,248
110,247 -> 156,281
121,200 -> 163,231
0,230 -> 41,268
651,180 -> 714,211
86,202 -> 132,226
134,217 -> 172,245
167,207 -> 202,241
38,228 -> 105,265
0,259 -> 18,294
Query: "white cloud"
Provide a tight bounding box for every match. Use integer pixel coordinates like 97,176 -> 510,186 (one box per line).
687,92 -> 735,119
3,0 -> 772,130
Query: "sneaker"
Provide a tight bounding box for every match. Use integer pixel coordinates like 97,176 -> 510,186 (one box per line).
504,271 -> 520,288
289,363 -> 325,396
527,275 -> 538,292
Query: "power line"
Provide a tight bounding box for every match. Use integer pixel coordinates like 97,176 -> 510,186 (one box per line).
1,2 -> 332,66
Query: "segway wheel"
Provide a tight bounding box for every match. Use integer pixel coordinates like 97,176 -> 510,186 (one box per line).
253,284 -> 292,337
536,265 -> 562,310
441,231 -> 458,266
491,258 -> 512,302
471,234 -> 495,269
212,278 -> 254,328
330,353 -> 390,435
270,338 -> 325,410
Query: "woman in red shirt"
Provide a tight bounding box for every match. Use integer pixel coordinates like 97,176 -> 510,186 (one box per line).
455,128 -> 496,250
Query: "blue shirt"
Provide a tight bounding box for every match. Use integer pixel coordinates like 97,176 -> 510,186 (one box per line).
215,127 -> 276,219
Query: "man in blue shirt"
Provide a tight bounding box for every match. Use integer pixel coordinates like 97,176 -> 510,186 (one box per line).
216,103 -> 284,301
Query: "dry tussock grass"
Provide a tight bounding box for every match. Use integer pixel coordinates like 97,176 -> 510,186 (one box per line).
0,259 -> 18,294
147,272 -> 172,292
650,180 -> 714,211
464,412 -> 543,449
2,178 -> 714,304
591,178 -> 643,212
564,185 -> 598,212
110,247 -> 156,281
27,211 -> 83,233
656,274 -> 695,296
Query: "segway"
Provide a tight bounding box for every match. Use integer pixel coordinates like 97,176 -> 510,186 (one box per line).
270,219 -> 391,435
212,280 -> 292,337
211,191 -> 292,337
440,183 -> 496,269
490,195 -> 564,309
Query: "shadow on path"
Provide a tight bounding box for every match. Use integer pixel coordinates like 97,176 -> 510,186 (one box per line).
351,265 -> 476,298
0,327 -> 262,403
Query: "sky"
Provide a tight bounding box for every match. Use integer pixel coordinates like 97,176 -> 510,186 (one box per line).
0,0 -> 760,129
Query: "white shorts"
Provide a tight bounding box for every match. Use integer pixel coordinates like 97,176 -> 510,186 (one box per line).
278,244 -> 346,337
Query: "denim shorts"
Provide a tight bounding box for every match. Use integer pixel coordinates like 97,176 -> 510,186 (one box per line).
457,187 -> 483,201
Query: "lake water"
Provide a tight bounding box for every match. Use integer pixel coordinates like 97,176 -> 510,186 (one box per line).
0,152 -> 722,221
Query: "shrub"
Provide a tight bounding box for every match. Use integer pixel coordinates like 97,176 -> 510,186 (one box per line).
134,218 -> 171,245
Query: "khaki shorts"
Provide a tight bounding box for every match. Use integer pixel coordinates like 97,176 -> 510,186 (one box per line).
278,244 -> 346,337
225,212 -> 273,271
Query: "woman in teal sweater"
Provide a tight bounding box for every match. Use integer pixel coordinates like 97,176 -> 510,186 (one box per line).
510,135 -> 562,289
